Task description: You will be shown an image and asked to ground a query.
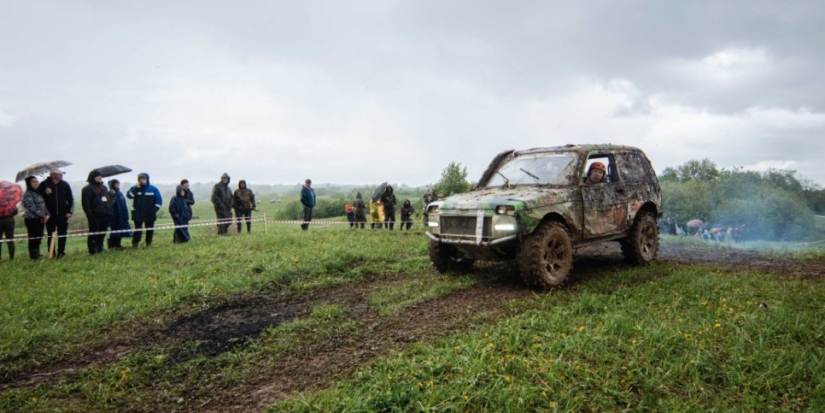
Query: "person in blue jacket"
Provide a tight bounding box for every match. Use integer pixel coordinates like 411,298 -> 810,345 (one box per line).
169,185 -> 192,243
300,178 -> 316,230
127,172 -> 162,248
107,179 -> 132,250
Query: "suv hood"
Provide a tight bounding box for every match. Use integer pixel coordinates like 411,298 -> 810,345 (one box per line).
439,186 -> 576,210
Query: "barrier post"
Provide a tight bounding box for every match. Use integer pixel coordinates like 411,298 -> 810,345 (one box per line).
49,230 -> 57,258
263,213 -> 268,234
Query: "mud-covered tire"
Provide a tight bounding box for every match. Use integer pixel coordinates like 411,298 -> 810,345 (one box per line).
621,212 -> 659,265
429,240 -> 474,273
519,221 -> 573,288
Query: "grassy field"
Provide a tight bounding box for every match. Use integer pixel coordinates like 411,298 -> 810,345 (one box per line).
1,220 -> 823,411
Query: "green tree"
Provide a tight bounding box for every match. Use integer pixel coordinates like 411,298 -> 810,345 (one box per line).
674,158 -> 719,182
434,162 -> 472,195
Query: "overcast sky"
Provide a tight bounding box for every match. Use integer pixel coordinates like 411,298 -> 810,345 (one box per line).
2,0 -> 824,187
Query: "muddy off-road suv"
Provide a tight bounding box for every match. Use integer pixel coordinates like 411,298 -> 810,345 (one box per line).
425,144 -> 661,288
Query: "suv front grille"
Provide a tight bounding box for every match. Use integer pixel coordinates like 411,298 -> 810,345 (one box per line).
441,216 -> 493,237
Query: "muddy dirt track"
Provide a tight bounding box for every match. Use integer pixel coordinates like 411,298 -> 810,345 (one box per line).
2,245 -> 823,411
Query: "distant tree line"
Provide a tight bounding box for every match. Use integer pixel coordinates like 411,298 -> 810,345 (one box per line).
660,159 -> 825,241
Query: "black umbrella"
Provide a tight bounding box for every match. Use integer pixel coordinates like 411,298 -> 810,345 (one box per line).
15,160 -> 72,182
372,182 -> 388,202
94,165 -> 132,178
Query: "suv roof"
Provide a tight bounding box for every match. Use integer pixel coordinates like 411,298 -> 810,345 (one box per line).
515,144 -> 643,156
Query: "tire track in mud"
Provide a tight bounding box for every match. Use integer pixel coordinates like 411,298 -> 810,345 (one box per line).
0,273 -> 432,391
201,276 -> 535,413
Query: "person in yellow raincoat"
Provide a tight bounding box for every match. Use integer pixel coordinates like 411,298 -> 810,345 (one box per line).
369,199 -> 384,229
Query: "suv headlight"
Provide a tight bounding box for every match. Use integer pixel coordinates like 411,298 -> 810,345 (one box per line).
495,205 -> 515,215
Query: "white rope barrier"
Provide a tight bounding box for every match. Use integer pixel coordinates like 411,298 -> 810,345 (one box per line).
0,216 -> 414,243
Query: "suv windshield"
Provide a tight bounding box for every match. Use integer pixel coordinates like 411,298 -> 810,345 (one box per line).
485,153 -> 578,188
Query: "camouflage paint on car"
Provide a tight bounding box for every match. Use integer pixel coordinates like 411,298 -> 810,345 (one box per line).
426,144 -> 661,261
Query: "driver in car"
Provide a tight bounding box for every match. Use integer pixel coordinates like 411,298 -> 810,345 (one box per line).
586,162 -> 607,184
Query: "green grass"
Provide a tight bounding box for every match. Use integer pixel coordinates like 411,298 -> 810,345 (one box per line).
274,265 -> 825,411
1,222 -> 824,411
0,223 -> 431,375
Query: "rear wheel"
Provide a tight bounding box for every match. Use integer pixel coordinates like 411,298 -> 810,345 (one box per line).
429,240 -> 475,273
621,212 -> 659,265
519,221 -> 573,288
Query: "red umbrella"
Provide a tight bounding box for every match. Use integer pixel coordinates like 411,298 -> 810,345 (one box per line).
686,219 -> 704,228
0,181 -> 23,217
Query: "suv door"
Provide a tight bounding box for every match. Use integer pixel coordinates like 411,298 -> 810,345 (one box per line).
581,153 -> 629,238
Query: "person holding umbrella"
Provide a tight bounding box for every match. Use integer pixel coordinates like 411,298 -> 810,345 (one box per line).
81,170 -> 112,255
22,176 -> 50,260
0,181 -> 23,261
38,169 -> 73,258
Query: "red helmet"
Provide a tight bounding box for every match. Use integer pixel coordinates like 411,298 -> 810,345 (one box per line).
589,162 -> 607,173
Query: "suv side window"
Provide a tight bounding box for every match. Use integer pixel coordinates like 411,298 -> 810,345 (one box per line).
585,154 -> 618,183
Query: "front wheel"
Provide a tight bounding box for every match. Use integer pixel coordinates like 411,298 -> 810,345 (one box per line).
519,221 -> 573,288
429,240 -> 474,273
621,212 -> 659,265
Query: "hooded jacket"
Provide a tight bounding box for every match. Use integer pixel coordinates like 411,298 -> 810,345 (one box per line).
212,173 -> 233,212
108,179 -> 132,238
169,185 -> 192,224
127,173 -> 163,222
400,199 -> 415,221
232,180 -> 256,211
353,192 -> 366,213
301,184 -> 316,208
380,185 -> 397,214
81,170 -> 113,219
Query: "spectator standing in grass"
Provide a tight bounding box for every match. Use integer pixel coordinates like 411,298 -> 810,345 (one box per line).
300,179 -> 316,230
369,199 -> 382,229
0,206 -> 18,261
127,172 -> 162,248
38,169 -> 73,258
180,179 -> 195,213
353,192 -> 366,229
232,179 -> 256,233
345,203 -> 354,228
211,173 -> 233,235
380,185 -> 397,230
169,185 -> 192,243
81,169 -> 112,255
107,179 -> 131,250
22,176 -> 49,260
399,198 -> 415,231
422,188 -> 438,226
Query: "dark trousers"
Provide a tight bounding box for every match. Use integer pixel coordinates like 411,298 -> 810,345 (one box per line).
87,216 -> 109,254
301,206 -> 313,230
45,216 -> 68,255
235,209 -> 252,233
0,216 -> 15,260
25,218 -> 45,260
216,209 -> 232,234
132,220 -> 155,246
399,220 -> 412,230
354,212 -> 366,229
346,212 -> 355,228
384,210 -> 396,230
